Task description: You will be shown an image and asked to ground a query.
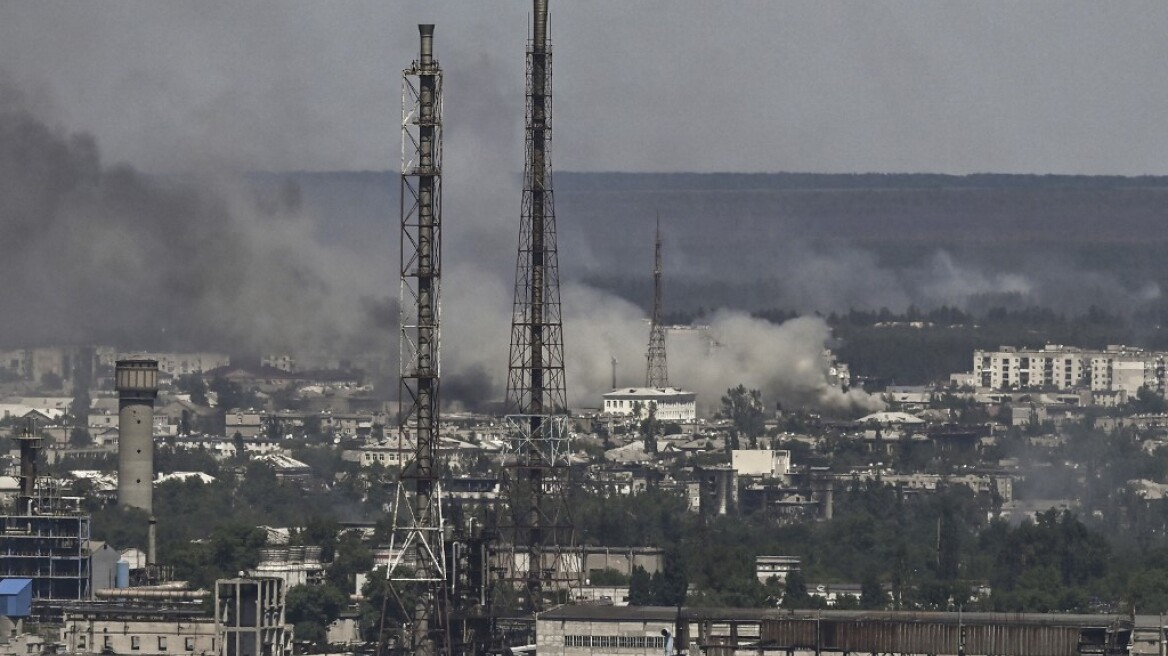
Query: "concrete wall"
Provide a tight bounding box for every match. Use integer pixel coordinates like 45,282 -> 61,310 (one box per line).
61,616 -> 217,656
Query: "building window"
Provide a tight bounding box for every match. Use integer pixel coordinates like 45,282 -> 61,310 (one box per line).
131,636 -> 141,651
78,636 -> 86,650
104,636 -> 113,649
159,637 -> 168,651
185,638 -> 196,652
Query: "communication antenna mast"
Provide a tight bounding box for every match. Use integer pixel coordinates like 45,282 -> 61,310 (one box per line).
646,216 -> 669,388
500,0 -> 577,620
386,24 -> 450,656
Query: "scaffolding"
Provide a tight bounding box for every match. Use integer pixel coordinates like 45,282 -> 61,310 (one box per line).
0,512 -> 91,602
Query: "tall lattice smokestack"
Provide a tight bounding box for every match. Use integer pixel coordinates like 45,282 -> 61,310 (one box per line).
116,358 -> 158,513
499,0 -> 576,617
646,216 -> 669,388
385,23 -> 450,656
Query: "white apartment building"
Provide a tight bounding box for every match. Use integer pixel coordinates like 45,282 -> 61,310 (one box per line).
141,352 -> 230,377
601,387 -> 697,421
973,345 -> 1165,395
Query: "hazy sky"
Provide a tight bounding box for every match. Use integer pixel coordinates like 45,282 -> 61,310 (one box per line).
4,1 -> 1168,175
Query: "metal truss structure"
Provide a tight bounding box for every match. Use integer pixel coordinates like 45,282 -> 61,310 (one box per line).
500,0 -> 578,620
646,217 -> 669,388
386,24 -> 450,656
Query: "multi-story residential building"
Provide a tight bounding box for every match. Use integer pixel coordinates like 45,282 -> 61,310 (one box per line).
973,344 -> 1166,395
143,352 -> 230,377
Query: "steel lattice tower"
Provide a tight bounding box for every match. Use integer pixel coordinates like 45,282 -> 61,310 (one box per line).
500,0 -> 576,618
386,24 -> 450,656
646,217 -> 669,388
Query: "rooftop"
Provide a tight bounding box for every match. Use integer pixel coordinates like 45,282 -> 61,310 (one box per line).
603,387 -> 695,398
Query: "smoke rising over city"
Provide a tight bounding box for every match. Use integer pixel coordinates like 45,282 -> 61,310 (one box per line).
5,0 -> 1168,416
0,81 -> 888,413
0,82 -> 392,357
9,78 -> 1168,415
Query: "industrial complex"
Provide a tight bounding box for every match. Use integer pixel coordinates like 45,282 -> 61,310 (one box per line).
4,3 -> 1168,656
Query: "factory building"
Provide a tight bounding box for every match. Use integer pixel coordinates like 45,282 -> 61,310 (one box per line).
61,605 -> 218,656
602,387 -> 696,421
973,344 -> 1167,395
0,422 -> 105,605
537,607 -> 1140,656
0,510 -> 93,602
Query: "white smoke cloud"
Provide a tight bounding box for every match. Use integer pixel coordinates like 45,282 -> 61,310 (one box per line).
562,290 -> 886,416
673,313 -> 884,415
440,274 -> 882,417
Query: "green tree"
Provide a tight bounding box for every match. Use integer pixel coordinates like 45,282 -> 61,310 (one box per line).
720,385 -> 765,450
782,570 -> 810,609
176,374 -> 209,407
860,574 -> 885,609
652,547 -> 688,606
629,566 -> 653,605
69,427 -> 92,448
640,402 -> 659,455
286,583 -> 348,646
328,533 -> 374,594
359,569 -> 417,645
589,568 -> 630,586
1130,386 -> 1167,414
298,517 -> 340,562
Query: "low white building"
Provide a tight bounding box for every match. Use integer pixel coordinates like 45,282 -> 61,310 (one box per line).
602,387 -> 696,421
755,555 -> 800,584
731,450 -> 791,477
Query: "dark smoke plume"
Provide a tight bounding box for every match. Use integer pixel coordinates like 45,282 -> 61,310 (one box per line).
0,83 -> 392,357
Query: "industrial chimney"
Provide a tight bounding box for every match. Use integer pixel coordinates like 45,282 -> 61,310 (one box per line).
116,358 -> 159,513
16,417 -> 40,515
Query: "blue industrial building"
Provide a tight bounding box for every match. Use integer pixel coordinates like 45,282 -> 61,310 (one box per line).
0,579 -> 32,617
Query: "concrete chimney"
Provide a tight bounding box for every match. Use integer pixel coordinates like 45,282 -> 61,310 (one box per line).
116,358 -> 159,513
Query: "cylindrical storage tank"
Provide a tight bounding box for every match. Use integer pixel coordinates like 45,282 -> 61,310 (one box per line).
116,358 -> 159,513
116,560 -> 130,589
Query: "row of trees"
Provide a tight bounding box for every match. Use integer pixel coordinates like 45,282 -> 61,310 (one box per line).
571,472 -> 1168,614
